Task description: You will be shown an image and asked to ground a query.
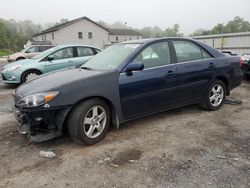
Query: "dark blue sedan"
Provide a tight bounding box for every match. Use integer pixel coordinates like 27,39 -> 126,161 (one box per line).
13,38 -> 243,145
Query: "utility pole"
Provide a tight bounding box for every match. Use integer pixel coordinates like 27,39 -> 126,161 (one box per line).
221,23 -> 224,50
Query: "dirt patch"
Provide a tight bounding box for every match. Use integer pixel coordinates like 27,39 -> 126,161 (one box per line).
0,82 -> 249,187
111,148 -> 143,166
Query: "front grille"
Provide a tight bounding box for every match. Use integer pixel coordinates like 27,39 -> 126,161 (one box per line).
1,73 -> 7,81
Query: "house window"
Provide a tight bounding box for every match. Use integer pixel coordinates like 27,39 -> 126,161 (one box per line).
129,37 -> 132,40
116,36 -> 119,42
78,32 -> 83,39
52,32 -> 54,40
42,34 -> 46,40
88,32 -> 93,39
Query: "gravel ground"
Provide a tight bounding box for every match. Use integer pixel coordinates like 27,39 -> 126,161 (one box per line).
0,65 -> 249,187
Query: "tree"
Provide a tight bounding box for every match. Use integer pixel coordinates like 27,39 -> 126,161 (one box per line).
210,17 -> 250,34
0,20 -> 9,49
190,29 -> 210,36
164,24 -> 183,37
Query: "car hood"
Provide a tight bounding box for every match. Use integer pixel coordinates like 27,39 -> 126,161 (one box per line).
3,59 -> 37,69
15,68 -> 114,97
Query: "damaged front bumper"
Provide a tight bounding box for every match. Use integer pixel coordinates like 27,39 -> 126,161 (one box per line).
13,104 -> 71,142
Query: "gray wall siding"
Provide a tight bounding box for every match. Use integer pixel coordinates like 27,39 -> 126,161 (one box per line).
194,33 -> 250,55
33,19 -> 110,49
32,18 -> 143,49
109,35 -> 142,43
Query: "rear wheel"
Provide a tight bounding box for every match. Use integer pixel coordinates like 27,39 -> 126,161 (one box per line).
21,70 -> 41,83
67,98 -> 110,145
200,79 -> 226,111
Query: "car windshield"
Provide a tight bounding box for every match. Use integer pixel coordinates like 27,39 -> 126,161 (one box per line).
31,46 -> 59,60
82,43 -> 140,71
21,47 -> 30,53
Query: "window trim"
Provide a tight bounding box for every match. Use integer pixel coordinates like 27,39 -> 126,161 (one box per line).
88,32 -> 93,39
78,32 -> 83,39
40,47 -> 74,62
122,40 -> 174,73
76,46 -> 95,57
170,39 -> 214,64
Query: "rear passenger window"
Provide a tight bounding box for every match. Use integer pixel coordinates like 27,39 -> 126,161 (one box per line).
133,42 -> 171,69
77,47 -> 94,57
39,46 -> 51,52
173,41 -> 211,63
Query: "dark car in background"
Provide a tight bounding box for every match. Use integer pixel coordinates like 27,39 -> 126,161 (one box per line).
241,53 -> 250,79
13,38 -> 243,145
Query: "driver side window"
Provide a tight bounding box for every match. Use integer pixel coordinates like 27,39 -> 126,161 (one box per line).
51,48 -> 74,60
26,46 -> 39,53
132,42 -> 171,69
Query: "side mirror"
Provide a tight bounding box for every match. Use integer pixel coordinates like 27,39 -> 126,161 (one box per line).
48,55 -> 54,61
125,63 -> 144,73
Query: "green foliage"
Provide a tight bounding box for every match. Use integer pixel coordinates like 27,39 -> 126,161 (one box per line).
138,24 -> 183,38
0,18 -> 42,51
192,17 -> 250,36
0,50 -> 11,57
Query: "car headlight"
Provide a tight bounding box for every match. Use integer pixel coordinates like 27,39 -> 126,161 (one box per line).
6,65 -> 22,71
17,91 -> 60,108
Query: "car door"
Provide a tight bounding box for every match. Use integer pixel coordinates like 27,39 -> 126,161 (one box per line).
74,47 -> 97,66
171,40 -> 216,103
119,41 -> 178,119
44,47 -> 75,72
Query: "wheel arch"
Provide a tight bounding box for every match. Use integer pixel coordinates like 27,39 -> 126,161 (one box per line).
214,75 -> 230,95
61,96 -> 119,132
16,56 -> 25,61
20,69 -> 43,83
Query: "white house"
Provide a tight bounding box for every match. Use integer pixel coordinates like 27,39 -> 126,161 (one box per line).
32,17 -> 142,49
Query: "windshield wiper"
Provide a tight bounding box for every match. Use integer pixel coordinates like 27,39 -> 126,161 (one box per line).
80,66 -> 93,70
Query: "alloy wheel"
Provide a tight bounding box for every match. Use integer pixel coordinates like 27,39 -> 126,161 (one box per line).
83,106 -> 107,139
209,84 -> 224,107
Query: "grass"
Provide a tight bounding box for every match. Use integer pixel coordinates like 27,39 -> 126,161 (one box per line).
0,50 -> 11,57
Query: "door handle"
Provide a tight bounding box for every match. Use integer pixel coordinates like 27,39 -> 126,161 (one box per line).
167,70 -> 175,77
208,62 -> 215,68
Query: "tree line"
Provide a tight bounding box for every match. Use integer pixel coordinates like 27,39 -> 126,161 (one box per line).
0,16 -> 249,52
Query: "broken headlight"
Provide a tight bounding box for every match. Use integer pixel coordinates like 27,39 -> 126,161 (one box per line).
17,91 -> 60,108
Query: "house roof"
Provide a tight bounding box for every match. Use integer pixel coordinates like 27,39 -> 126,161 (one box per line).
33,16 -> 110,37
108,28 -> 141,36
33,17 -> 141,37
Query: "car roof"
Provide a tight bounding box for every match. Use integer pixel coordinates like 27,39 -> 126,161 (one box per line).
120,37 -> 199,45
54,44 -> 101,50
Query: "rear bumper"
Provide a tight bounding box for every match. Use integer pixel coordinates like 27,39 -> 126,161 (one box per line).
13,104 -> 71,142
230,72 -> 243,91
241,63 -> 250,75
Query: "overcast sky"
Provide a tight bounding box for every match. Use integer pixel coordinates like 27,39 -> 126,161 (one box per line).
1,0 -> 250,34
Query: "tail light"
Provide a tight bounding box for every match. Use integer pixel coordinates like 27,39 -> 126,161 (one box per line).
240,57 -> 244,68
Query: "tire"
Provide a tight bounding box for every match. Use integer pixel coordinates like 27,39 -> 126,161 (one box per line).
21,70 -> 41,83
67,98 -> 111,145
16,57 -> 25,61
244,74 -> 250,80
200,79 -> 226,111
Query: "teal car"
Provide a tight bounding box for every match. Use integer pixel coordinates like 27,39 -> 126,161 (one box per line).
1,45 -> 101,84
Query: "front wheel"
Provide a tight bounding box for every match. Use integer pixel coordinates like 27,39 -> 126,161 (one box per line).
21,70 -> 41,83
67,98 -> 111,145
200,79 -> 226,111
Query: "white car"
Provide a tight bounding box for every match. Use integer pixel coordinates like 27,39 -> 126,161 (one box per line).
7,45 -> 54,62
